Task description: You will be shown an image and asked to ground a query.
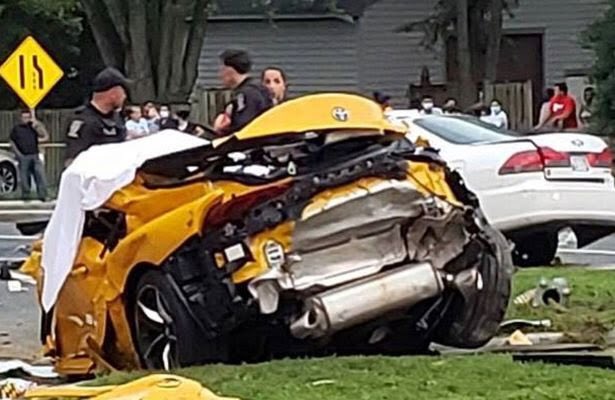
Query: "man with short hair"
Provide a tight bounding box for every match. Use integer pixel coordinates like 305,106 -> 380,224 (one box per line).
64,67 -> 129,166
157,104 -> 179,130
10,109 -> 49,200
214,49 -> 273,135
538,82 -> 579,130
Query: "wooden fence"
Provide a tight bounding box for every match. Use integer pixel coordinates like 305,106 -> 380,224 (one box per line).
0,89 -> 233,187
483,80 -> 533,131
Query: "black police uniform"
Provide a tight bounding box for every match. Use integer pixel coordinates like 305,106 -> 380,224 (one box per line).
225,77 -> 273,134
64,66 -> 129,163
65,103 -> 127,162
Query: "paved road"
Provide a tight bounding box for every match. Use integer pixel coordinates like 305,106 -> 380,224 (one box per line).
0,223 -> 41,361
0,223 -> 614,362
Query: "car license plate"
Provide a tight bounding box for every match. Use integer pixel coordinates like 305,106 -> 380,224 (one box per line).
571,155 -> 589,172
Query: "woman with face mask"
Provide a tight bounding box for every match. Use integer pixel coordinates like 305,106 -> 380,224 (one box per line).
480,100 -> 509,129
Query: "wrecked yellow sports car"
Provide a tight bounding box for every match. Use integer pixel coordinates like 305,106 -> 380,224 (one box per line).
24,93 -> 513,376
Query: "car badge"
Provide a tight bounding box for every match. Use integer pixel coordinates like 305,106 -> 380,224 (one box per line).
332,107 -> 349,122
571,139 -> 584,147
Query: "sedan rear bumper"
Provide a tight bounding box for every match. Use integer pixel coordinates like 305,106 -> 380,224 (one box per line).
479,182 -> 615,233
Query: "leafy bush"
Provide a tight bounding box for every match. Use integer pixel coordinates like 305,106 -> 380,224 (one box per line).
583,0 -> 615,135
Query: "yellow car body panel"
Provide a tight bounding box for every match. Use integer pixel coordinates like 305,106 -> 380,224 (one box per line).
224,93 -> 407,142
21,93 -> 485,376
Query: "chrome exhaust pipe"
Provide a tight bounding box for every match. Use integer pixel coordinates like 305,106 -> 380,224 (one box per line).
290,262 -> 444,339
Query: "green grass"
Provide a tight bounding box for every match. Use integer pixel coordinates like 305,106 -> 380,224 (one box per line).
90,355 -> 615,400
85,267 -> 615,399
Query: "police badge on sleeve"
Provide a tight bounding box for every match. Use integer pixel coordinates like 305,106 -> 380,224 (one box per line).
67,120 -> 84,138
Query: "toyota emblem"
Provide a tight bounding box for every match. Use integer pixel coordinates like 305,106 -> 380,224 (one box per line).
332,107 -> 349,122
571,139 -> 584,147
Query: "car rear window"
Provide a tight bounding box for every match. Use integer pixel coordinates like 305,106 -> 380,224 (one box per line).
413,116 -> 517,144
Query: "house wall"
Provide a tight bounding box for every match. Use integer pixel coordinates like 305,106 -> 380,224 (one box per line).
502,0 -> 607,86
197,20 -> 360,97
196,0 -> 607,106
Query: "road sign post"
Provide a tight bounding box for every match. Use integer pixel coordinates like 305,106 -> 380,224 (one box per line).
0,36 -> 64,109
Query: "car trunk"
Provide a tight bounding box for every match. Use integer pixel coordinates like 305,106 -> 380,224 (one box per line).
527,133 -> 611,183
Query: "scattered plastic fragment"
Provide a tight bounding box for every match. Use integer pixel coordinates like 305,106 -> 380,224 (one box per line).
507,330 -> 533,346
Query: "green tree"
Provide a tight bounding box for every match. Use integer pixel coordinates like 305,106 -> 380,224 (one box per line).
583,0 -> 615,135
397,0 -> 518,108
79,0 -> 368,103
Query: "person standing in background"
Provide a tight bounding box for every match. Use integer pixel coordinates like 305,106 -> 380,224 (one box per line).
157,104 -> 179,130
579,87 -> 595,129
10,109 -> 49,200
535,88 -> 555,131
480,100 -> 509,129
64,67 -> 129,166
125,105 -> 150,140
214,49 -> 273,135
262,67 -> 289,105
142,102 -> 160,134
536,83 -> 578,131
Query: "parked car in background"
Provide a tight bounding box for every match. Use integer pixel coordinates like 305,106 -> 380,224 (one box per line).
387,110 -> 615,267
0,149 -> 18,193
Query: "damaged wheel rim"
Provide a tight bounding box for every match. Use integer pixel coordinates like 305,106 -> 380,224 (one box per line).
134,285 -> 179,370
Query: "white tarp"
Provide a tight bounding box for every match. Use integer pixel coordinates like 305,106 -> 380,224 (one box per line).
41,130 -> 209,312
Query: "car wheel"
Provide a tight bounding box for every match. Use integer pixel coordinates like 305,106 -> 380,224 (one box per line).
512,232 -> 558,267
0,162 -> 17,193
434,225 -> 514,348
130,270 -> 229,370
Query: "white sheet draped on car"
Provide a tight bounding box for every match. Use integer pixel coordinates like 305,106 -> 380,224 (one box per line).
41,130 -> 209,312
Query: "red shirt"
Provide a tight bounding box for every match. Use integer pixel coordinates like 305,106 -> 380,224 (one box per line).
549,94 -> 578,129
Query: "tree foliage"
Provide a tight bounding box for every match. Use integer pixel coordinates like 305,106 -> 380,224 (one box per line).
583,0 -> 615,136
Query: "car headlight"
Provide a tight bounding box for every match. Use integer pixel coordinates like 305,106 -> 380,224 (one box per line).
264,240 -> 285,269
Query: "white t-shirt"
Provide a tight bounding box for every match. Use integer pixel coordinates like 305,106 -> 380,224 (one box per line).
481,111 -> 509,129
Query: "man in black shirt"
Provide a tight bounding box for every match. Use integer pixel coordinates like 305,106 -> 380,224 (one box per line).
64,67 -> 129,166
10,109 -> 49,200
157,104 -> 179,130
215,49 -> 273,135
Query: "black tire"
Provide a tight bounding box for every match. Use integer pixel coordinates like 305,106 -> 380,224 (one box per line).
434,225 -> 514,348
512,231 -> 558,267
130,269 -> 229,370
0,162 -> 17,193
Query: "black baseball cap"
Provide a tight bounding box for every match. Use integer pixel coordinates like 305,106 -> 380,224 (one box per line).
92,67 -> 131,93
220,49 -> 252,74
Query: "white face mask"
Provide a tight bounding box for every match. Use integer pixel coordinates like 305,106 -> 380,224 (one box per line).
491,106 -> 502,114
422,102 -> 434,110
160,110 -> 170,118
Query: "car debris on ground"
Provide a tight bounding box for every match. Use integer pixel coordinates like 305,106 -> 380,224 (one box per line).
513,277 -> 571,308
22,374 -> 238,400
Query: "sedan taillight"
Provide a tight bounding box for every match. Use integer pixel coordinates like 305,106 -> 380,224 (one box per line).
587,148 -> 613,168
499,147 -> 569,175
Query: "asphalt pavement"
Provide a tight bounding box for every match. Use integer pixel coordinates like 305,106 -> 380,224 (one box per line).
0,223 -> 614,362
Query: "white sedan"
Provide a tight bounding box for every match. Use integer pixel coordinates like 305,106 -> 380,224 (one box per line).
387,110 -> 615,266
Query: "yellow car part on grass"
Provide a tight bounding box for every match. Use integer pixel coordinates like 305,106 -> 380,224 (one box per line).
24,374 -> 239,400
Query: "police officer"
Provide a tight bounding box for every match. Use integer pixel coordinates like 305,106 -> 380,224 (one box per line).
214,49 -> 273,135
64,67 -> 129,166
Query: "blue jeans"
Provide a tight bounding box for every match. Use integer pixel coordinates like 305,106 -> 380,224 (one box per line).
18,154 -> 48,200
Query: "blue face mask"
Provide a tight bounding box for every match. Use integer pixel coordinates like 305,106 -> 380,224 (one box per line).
491,106 -> 502,114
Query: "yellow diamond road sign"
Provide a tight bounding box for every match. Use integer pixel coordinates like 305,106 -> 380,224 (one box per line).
0,36 -> 64,109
